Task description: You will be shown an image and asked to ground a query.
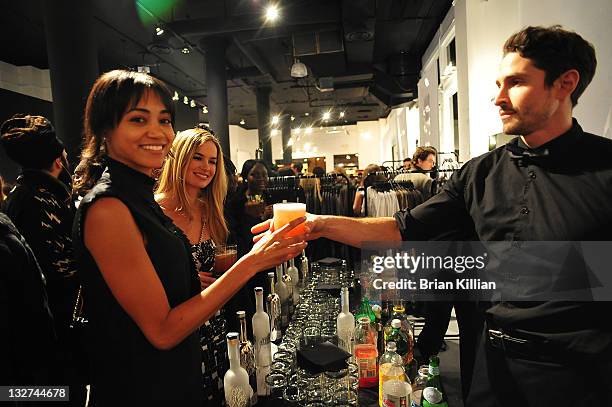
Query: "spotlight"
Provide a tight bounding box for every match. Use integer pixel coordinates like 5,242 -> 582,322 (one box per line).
202,105 -> 209,114
339,111 -> 345,118
240,118 -> 246,125
322,111 -> 331,121
304,112 -> 310,116
305,127 -> 313,134
172,91 -> 179,101
181,46 -> 190,54
290,115 -> 295,121
271,115 -> 280,125
183,96 -> 189,105
265,4 -> 279,22
155,24 -> 164,36
190,99 -> 196,108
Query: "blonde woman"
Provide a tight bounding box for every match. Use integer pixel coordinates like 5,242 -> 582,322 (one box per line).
155,126 -> 230,405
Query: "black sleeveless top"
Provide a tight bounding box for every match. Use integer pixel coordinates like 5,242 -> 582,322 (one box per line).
72,158 -> 203,405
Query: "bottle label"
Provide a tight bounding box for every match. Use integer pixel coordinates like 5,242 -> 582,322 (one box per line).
383,393 -> 409,407
226,384 -> 252,407
358,357 -> 377,378
256,365 -> 271,397
255,335 -> 271,367
428,366 -> 439,376
422,387 -> 442,404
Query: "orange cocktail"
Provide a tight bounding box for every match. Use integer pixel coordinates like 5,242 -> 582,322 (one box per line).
273,203 -> 306,237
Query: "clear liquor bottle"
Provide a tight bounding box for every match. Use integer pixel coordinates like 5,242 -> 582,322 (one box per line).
275,265 -> 290,329
252,287 -> 271,396
237,311 -> 257,405
224,332 -> 254,407
300,249 -> 309,284
266,272 -> 282,343
286,258 -> 300,303
281,262 -> 294,317
336,287 -> 355,353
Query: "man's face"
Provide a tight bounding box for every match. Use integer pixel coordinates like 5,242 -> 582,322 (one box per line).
494,52 -> 560,137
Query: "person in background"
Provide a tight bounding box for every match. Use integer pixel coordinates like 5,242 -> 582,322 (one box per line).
352,163 -> 381,216
254,26 -> 612,406
412,146 -> 437,172
291,161 -> 303,176
312,166 -> 325,177
278,166 -> 294,176
395,146 -> 437,201
0,114 -> 84,403
402,157 -> 412,170
72,70 -> 306,404
155,127 -> 230,405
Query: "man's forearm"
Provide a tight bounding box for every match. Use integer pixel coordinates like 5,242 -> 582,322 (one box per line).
319,215 -> 402,248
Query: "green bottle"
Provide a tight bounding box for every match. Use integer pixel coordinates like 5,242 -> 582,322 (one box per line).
421,355 -> 448,407
355,297 -> 376,323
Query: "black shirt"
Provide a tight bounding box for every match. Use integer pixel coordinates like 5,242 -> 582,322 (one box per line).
394,119 -> 612,356
73,158 -> 203,405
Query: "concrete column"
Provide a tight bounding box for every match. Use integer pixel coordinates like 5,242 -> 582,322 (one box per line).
201,37 -> 230,158
255,86 -> 272,165
43,0 -> 99,165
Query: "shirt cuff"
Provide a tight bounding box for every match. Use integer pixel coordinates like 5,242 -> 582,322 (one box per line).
393,209 -> 428,241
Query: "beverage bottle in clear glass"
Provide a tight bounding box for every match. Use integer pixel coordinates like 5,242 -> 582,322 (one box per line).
224,332 -> 254,407
354,316 -> 378,388
286,258 -> 300,302
410,365 -> 429,407
274,265 -> 290,329
372,304 -> 385,355
266,272 -> 282,343
379,341 -> 411,407
384,305 -> 414,365
237,311 -> 257,405
300,249 -> 309,283
336,287 -> 355,353
385,319 -> 411,367
421,355 -> 448,407
252,287 -> 271,396
281,262 -> 294,316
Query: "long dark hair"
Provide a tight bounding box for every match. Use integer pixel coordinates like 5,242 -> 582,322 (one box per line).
73,70 -> 175,195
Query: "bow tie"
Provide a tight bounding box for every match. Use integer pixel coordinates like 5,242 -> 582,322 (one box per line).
505,138 -> 550,161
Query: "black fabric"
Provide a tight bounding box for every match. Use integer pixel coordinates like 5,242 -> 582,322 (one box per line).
395,119 -> 612,402
4,170 -> 78,340
72,158 -> 203,405
0,212 -> 58,385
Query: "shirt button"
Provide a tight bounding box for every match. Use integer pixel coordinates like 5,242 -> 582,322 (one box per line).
520,207 -> 530,215
528,170 -> 536,179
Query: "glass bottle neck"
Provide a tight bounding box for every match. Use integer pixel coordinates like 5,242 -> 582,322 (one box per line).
256,292 -> 264,312
341,289 -> 350,313
269,276 -> 276,295
239,317 -> 248,342
228,339 -> 240,369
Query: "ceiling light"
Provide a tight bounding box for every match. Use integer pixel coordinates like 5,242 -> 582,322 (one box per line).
293,127 -> 301,134
305,127 -> 313,134
346,155 -> 351,159
240,118 -> 245,125
155,25 -> 164,36
181,46 -> 190,54
339,111 -> 345,118
290,60 -> 308,78
183,96 -> 189,105
290,115 -> 295,121
190,99 -> 196,108
265,4 -> 279,22
305,112 -> 309,116
172,91 -> 179,101
304,143 -> 312,151
271,115 -> 279,125
202,105 -> 208,114
322,111 -> 331,121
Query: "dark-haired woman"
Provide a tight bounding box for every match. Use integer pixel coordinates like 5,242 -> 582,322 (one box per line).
72,70 -> 306,405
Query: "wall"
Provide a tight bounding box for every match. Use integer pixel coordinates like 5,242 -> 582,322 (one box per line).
454,0 -> 612,158
228,125 -> 259,173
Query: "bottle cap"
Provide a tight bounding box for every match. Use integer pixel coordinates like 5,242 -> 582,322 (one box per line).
391,319 -> 401,328
268,272 -> 275,278
386,341 -> 397,352
358,316 -> 370,325
227,332 -> 239,341
392,305 -> 405,313
255,287 -> 263,293
237,310 -> 246,318
372,304 -> 382,312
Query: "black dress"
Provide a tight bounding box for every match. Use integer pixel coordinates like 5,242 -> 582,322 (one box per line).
72,158 -> 203,405
191,236 -> 228,406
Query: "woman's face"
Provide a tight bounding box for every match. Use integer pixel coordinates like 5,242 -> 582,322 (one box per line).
247,163 -> 268,193
417,153 -> 436,171
105,91 -> 174,175
184,140 -> 217,191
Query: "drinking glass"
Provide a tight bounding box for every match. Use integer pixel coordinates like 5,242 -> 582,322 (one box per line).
213,244 -> 237,277
265,371 -> 287,400
273,202 -> 306,237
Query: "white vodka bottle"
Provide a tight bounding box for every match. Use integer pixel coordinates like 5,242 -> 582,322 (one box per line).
336,287 -> 355,353
266,272 -> 281,343
275,265 -> 290,329
224,332 -> 253,407
252,287 -> 272,397
286,258 -> 300,303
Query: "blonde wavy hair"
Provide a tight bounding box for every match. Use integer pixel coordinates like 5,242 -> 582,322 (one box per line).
156,127 -> 228,246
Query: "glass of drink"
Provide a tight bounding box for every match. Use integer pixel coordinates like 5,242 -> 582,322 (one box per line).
273,202 -> 306,237
213,244 -> 237,277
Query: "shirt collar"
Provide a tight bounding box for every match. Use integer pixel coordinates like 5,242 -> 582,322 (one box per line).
17,169 -> 70,200
104,157 -> 157,203
505,118 -> 582,162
